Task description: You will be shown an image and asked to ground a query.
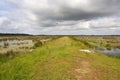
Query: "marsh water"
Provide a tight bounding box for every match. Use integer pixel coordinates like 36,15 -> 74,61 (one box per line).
0,40 -> 34,53
0,40 -> 34,47
89,42 -> 120,56
0,38 -> 52,53
96,48 -> 120,56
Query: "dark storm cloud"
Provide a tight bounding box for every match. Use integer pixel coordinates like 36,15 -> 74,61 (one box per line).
6,0 -> 120,21
29,0 -> 120,27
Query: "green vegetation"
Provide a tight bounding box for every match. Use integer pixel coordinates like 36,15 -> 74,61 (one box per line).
34,40 -> 42,48
0,37 -> 120,80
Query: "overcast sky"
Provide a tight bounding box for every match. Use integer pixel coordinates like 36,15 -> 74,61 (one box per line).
0,0 -> 120,35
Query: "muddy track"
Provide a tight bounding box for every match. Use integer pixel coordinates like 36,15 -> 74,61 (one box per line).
73,60 -> 99,80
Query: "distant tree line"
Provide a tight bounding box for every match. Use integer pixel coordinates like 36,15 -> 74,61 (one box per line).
0,33 -> 31,36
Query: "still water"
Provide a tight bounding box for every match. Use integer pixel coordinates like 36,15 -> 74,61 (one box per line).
96,48 -> 120,56
0,40 -> 34,47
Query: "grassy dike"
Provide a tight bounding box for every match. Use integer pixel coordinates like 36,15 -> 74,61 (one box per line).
0,37 -> 120,80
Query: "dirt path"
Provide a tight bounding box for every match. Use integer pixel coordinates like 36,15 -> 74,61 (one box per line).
73,61 -> 99,80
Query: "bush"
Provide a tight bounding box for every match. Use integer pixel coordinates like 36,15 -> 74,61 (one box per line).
34,40 -> 42,48
105,44 -> 112,50
4,42 -> 9,48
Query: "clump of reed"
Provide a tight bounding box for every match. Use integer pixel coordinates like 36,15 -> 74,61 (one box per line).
0,50 -> 17,63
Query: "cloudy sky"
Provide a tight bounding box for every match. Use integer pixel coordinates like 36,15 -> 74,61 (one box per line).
0,0 -> 120,35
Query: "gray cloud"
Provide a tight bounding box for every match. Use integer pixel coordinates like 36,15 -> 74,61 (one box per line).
0,0 -> 120,35
34,0 -> 120,20
22,0 -> 120,28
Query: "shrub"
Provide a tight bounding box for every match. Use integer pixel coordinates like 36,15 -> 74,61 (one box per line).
105,44 -> 112,50
4,42 -> 9,48
34,40 -> 42,48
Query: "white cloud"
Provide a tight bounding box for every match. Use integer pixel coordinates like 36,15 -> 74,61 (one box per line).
89,17 -> 120,29
0,17 -> 8,26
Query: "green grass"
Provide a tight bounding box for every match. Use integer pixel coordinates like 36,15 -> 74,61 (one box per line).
0,37 -> 120,80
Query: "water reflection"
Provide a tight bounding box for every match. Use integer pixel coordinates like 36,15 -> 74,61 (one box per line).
0,40 -> 34,47
96,48 -> 120,56
0,40 -> 34,53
